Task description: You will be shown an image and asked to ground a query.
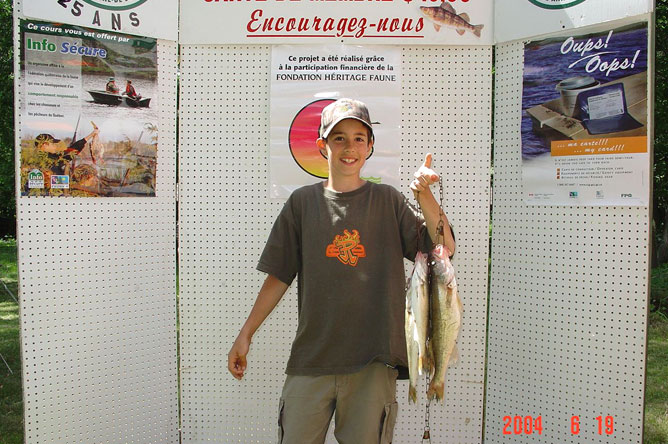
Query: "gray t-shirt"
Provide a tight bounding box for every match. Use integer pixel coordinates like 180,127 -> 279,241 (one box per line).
257,181 -> 431,377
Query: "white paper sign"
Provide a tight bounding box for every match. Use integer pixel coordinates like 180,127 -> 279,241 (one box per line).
180,0 -> 493,45
495,0 -> 652,43
270,45 -> 401,198
23,0 -> 178,41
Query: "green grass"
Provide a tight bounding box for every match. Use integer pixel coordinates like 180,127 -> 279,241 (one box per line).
644,312 -> 668,444
0,239 -> 666,443
0,238 -> 22,444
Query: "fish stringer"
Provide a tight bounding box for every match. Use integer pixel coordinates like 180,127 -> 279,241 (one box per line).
435,176 -> 445,246
423,177 -> 448,443
422,368 -> 432,443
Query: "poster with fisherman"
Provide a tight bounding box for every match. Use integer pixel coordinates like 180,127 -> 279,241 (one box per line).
270,45 -> 401,199
19,19 -> 158,197
521,21 -> 649,206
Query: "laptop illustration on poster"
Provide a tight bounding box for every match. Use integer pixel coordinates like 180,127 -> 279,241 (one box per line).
573,83 -> 643,135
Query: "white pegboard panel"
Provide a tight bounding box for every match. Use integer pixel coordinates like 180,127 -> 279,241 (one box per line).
178,44 -> 491,443
15,2 -> 180,442
485,41 -> 649,444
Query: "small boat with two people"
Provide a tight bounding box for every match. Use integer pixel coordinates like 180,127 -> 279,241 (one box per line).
87,78 -> 151,108
87,90 -> 151,108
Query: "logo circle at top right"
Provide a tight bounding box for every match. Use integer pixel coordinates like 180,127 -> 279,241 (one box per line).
528,0 -> 587,9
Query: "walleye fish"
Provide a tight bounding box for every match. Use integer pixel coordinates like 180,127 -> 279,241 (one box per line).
426,244 -> 462,402
405,251 -> 430,403
419,3 -> 484,38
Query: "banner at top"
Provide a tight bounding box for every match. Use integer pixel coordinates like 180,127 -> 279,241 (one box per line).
495,0 -> 653,43
23,0 -> 178,41
179,0 -> 493,45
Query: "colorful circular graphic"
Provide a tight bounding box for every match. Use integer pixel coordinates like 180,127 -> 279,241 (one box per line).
81,0 -> 148,11
289,99 -> 335,179
527,0 -> 586,9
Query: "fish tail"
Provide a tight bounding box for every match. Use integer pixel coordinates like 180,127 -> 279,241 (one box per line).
473,24 -> 484,38
426,381 -> 445,402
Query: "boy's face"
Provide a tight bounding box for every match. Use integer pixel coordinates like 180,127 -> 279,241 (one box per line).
317,119 -> 373,180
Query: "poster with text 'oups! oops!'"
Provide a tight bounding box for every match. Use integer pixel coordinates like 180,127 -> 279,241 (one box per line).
521,22 -> 649,206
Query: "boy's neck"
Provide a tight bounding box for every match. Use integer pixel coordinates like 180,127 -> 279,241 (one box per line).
324,175 -> 366,193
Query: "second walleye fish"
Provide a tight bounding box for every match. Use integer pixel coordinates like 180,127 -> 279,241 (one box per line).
427,243 -> 462,401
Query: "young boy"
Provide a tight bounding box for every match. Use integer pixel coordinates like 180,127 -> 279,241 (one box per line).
228,98 -> 455,443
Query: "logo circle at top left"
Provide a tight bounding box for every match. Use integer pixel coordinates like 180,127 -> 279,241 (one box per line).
80,0 -> 148,11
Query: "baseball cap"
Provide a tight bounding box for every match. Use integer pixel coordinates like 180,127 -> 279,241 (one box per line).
34,134 -> 60,146
573,83 -> 643,135
319,98 -> 374,141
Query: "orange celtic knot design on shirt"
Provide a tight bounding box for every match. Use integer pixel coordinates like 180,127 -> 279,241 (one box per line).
325,229 -> 366,267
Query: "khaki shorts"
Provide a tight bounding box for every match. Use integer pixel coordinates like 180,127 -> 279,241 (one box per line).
277,362 -> 399,444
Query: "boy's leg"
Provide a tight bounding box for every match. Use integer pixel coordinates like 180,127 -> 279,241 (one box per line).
333,363 -> 399,444
279,374 -> 336,444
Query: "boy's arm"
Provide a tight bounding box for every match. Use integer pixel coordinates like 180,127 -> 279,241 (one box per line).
411,153 -> 456,255
228,274 -> 289,380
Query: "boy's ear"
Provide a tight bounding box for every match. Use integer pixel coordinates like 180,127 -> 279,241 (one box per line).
317,138 -> 328,159
366,140 -> 374,160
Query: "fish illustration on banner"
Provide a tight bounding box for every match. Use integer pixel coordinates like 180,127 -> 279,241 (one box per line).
419,3 -> 484,37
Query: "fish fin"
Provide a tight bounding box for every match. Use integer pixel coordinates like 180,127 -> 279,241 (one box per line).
473,24 -> 484,38
459,12 -> 470,22
449,344 -> 460,365
440,2 -> 456,14
425,341 -> 434,373
433,23 -> 441,32
456,29 -> 465,36
408,385 -> 417,404
457,293 -> 463,312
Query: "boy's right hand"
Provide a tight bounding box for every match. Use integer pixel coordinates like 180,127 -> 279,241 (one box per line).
228,334 -> 250,380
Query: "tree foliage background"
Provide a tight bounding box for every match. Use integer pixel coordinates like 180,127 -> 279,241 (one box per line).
654,0 -> 668,263
0,0 -> 14,238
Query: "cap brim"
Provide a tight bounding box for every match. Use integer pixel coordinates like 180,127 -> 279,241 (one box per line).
36,136 -> 60,144
321,116 -> 374,140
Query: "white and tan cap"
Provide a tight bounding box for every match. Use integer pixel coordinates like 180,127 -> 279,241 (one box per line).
319,98 -> 374,140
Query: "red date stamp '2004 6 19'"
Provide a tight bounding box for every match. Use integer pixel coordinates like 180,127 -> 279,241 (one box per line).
502,415 -> 615,436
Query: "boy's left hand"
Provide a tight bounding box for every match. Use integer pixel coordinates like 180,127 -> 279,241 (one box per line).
411,153 -> 439,196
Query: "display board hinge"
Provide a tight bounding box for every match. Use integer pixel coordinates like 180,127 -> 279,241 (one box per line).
175,182 -> 179,202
